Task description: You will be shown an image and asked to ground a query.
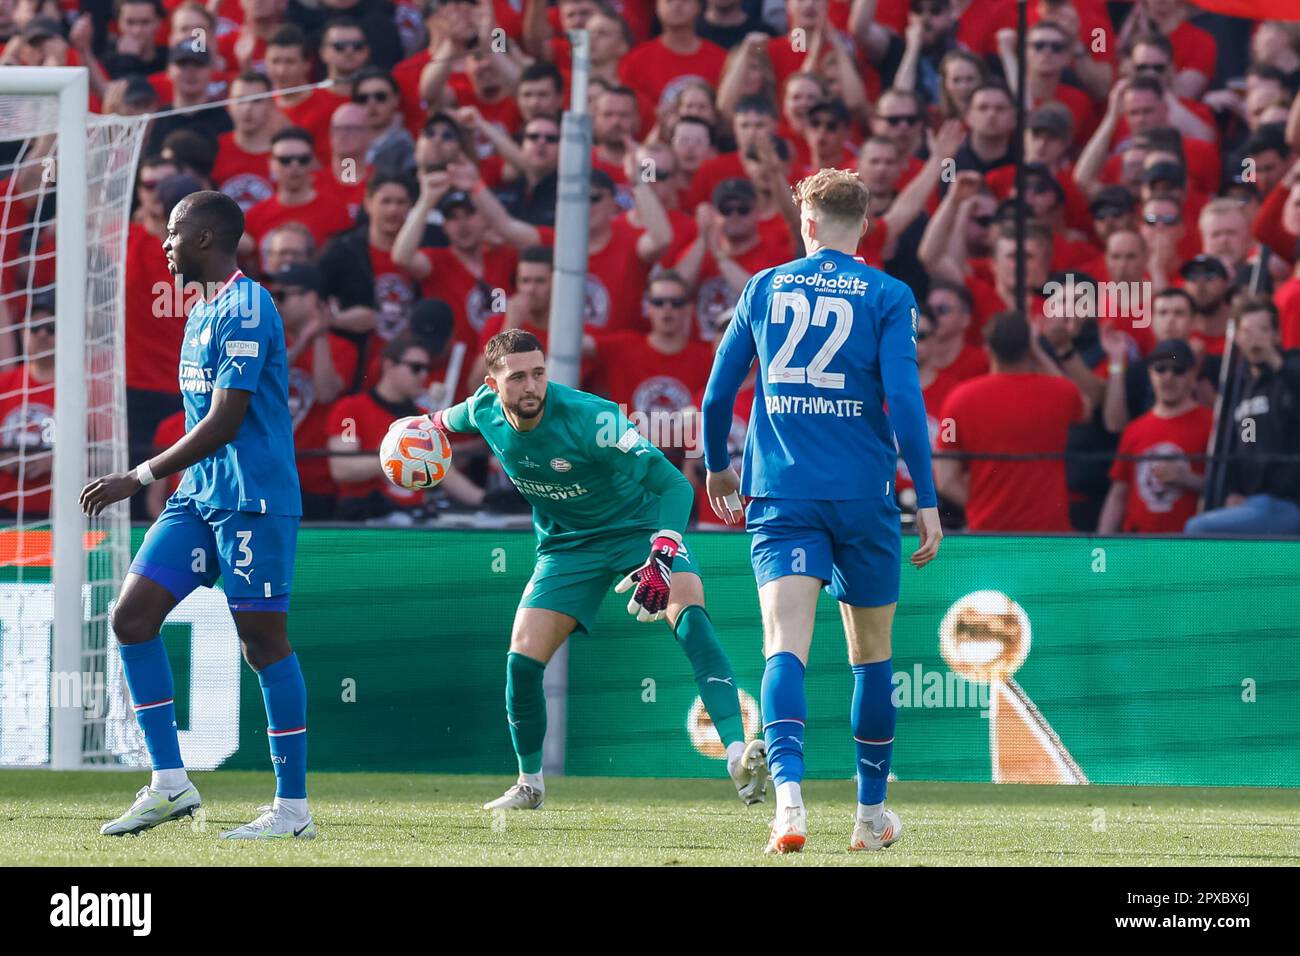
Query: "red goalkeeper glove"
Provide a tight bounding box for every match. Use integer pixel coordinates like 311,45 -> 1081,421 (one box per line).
615,530 -> 681,622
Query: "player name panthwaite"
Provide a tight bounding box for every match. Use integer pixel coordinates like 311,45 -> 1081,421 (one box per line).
49,886 -> 152,936
765,395 -> 865,417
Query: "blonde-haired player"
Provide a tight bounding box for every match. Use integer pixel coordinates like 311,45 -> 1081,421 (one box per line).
701,168 -> 942,853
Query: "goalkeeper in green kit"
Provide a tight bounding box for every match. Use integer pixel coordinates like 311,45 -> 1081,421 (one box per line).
427,329 -> 768,811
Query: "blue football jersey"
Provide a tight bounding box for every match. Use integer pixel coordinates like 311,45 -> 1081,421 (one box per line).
175,271 -> 302,516
702,248 -> 937,507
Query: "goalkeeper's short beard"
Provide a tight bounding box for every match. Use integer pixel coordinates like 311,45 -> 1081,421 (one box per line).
508,393 -> 546,420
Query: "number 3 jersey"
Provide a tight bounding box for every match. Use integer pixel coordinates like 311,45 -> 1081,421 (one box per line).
703,248 -> 937,507
177,270 -> 301,516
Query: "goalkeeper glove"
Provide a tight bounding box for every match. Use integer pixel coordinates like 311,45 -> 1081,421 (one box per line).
614,530 -> 681,622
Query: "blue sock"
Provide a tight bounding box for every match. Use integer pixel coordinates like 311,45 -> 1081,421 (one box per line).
852,660 -> 896,805
118,637 -> 183,773
258,653 -> 308,800
761,651 -> 806,787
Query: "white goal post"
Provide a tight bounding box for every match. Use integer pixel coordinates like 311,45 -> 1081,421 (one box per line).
0,67 -> 145,769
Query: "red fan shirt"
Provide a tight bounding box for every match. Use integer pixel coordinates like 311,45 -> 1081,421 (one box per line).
536,221 -> 652,333
617,37 -> 728,135
0,364 -> 54,516
288,333 -> 359,496
1109,404 -> 1213,533
937,373 -> 1085,531
672,230 -> 796,341
124,223 -> 185,393
278,89 -> 352,163
593,333 -> 715,423
329,390 -> 424,507
212,133 -> 273,211
244,190 -> 355,271
417,244 -> 518,345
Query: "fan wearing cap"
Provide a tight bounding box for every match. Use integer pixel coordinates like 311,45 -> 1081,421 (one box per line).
1178,252 -> 1232,357
146,28 -> 229,109
1098,337 -> 1212,533
241,127 -> 355,272
984,103 -> 1094,234
1186,296 -> 1300,536
0,297 -> 58,519
1100,286 -> 1202,433
392,170 -> 519,361
268,262 -> 360,519
445,164 -> 673,334
144,40 -> 234,155
1080,185 -> 1138,265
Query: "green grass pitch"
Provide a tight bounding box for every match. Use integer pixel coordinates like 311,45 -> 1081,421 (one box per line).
1,770 -> 1296,866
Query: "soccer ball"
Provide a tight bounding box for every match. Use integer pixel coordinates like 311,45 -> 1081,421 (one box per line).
380,415 -> 452,490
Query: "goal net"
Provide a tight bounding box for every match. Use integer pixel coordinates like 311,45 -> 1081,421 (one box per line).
0,68 -> 147,768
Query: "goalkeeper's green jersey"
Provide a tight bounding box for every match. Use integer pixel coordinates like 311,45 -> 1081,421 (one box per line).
442,382 -> 694,552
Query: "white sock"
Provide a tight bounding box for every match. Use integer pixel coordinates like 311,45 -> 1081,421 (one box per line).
857,801 -> 884,826
520,771 -> 544,792
725,740 -> 745,775
775,781 -> 803,812
151,769 -> 189,793
273,797 -> 309,818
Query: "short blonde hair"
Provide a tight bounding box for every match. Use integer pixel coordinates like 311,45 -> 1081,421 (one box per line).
794,168 -> 870,228
1199,197 -> 1250,230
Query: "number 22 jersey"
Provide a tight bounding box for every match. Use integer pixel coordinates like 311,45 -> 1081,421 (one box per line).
703,248 -> 936,507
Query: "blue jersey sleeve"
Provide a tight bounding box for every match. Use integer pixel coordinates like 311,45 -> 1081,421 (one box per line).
702,274 -> 760,473
213,284 -> 275,393
879,284 -> 937,509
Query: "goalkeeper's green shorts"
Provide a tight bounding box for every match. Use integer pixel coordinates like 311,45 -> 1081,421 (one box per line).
519,528 -> 703,635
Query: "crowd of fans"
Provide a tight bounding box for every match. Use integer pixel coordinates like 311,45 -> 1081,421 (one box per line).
2,0 -> 1300,535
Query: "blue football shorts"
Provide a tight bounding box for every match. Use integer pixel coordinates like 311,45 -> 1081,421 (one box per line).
129,494 -> 299,612
746,496 -> 902,607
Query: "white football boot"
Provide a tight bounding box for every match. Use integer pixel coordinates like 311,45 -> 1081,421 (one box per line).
849,808 -> 903,851
101,784 -> 201,836
482,781 -> 545,811
764,805 -> 807,854
219,803 -> 317,840
729,739 -> 771,805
